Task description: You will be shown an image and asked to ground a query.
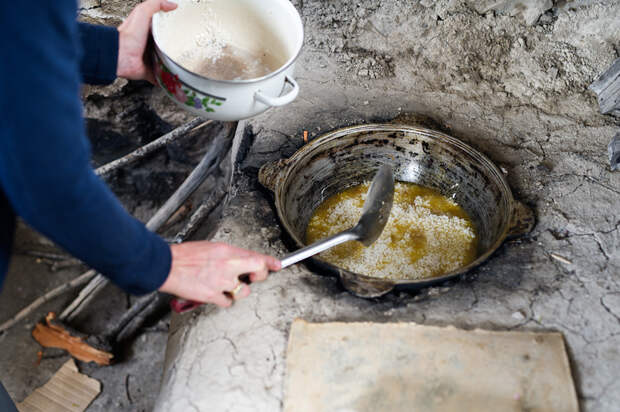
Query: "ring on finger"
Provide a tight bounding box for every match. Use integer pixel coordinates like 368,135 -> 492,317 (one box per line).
229,283 -> 243,299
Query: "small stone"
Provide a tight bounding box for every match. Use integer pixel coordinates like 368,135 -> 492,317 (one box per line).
358,69 -> 369,77
363,101 -> 369,105
549,67 -> 558,79
512,311 -> 526,321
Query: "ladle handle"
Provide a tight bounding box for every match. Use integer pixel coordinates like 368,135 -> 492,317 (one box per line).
171,232 -> 358,313
280,230 -> 359,269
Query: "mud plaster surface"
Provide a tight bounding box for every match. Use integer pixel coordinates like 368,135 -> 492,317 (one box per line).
0,0 -> 616,411
155,1 -> 619,411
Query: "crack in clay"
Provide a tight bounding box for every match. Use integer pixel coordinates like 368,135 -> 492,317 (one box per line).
600,295 -> 620,323
557,177 -> 588,199
585,176 -> 620,196
532,315 -> 592,345
148,2 -> 620,410
591,235 -> 611,262
466,284 -> 479,311
600,221 -> 620,234
268,346 -> 278,378
587,331 -> 620,345
593,379 -> 618,406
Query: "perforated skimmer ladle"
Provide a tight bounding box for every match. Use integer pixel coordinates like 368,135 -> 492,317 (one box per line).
171,165 -> 394,313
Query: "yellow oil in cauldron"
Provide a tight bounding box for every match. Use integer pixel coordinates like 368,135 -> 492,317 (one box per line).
305,182 -> 478,280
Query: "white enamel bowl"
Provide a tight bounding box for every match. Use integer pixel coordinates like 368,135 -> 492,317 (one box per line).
151,0 -> 303,121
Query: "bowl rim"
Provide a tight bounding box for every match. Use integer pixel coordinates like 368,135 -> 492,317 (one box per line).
151,0 -> 304,85
273,123 -> 517,287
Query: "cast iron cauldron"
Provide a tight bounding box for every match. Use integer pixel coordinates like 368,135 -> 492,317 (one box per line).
259,124 -> 535,298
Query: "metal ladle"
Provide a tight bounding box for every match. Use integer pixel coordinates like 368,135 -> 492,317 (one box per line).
279,164 -> 395,268
171,165 -> 394,313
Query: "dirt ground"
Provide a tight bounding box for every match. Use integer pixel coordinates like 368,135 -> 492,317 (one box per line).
1,0 -> 619,411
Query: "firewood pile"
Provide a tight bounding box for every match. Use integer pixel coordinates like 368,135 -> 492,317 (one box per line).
1,118 -> 243,363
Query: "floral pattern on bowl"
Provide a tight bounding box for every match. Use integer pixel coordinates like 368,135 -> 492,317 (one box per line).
155,60 -> 225,113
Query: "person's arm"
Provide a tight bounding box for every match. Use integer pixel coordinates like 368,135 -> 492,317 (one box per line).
77,23 -> 119,85
0,0 -> 280,305
0,0 -> 170,294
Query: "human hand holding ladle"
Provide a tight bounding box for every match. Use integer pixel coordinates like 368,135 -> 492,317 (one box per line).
170,165 -> 394,313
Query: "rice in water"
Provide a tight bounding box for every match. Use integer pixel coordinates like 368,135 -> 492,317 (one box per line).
158,0 -> 284,80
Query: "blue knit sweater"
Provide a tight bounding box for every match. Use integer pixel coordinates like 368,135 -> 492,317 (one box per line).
0,1 -> 171,295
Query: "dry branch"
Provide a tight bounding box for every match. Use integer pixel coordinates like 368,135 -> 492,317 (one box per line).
173,184 -> 227,243
24,251 -> 71,261
95,118 -> 209,177
1,121 -> 234,335
0,269 -> 96,334
60,121 -> 237,322
59,275 -> 108,321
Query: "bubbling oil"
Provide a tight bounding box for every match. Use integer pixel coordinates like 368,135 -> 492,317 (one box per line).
305,181 -> 478,280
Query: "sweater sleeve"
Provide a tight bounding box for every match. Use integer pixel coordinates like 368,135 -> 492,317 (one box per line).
0,1 -> 171,295
78,23 -> 120,85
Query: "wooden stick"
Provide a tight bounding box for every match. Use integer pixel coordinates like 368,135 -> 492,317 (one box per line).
104,190 -> 229,344
59,275 -> 108,322
105,292 -> 158,342
59,122 -> 237,322
23,251 -> 71,261
50,258 -> 83,272
173,184 -> 226,243
550,253 -> 572,265
111,293 -> 168,344
92,122 -> 244,346
0,120 -> 223,333
95,118 -> 209,177
144,126 -> 232,231
0,270 -> 96,334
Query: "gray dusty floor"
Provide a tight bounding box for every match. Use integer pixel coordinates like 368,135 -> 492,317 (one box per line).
0,224 -> 170,412
0,81 -> 224,411
156,1 -> 620,412
1,1 -> 619,412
